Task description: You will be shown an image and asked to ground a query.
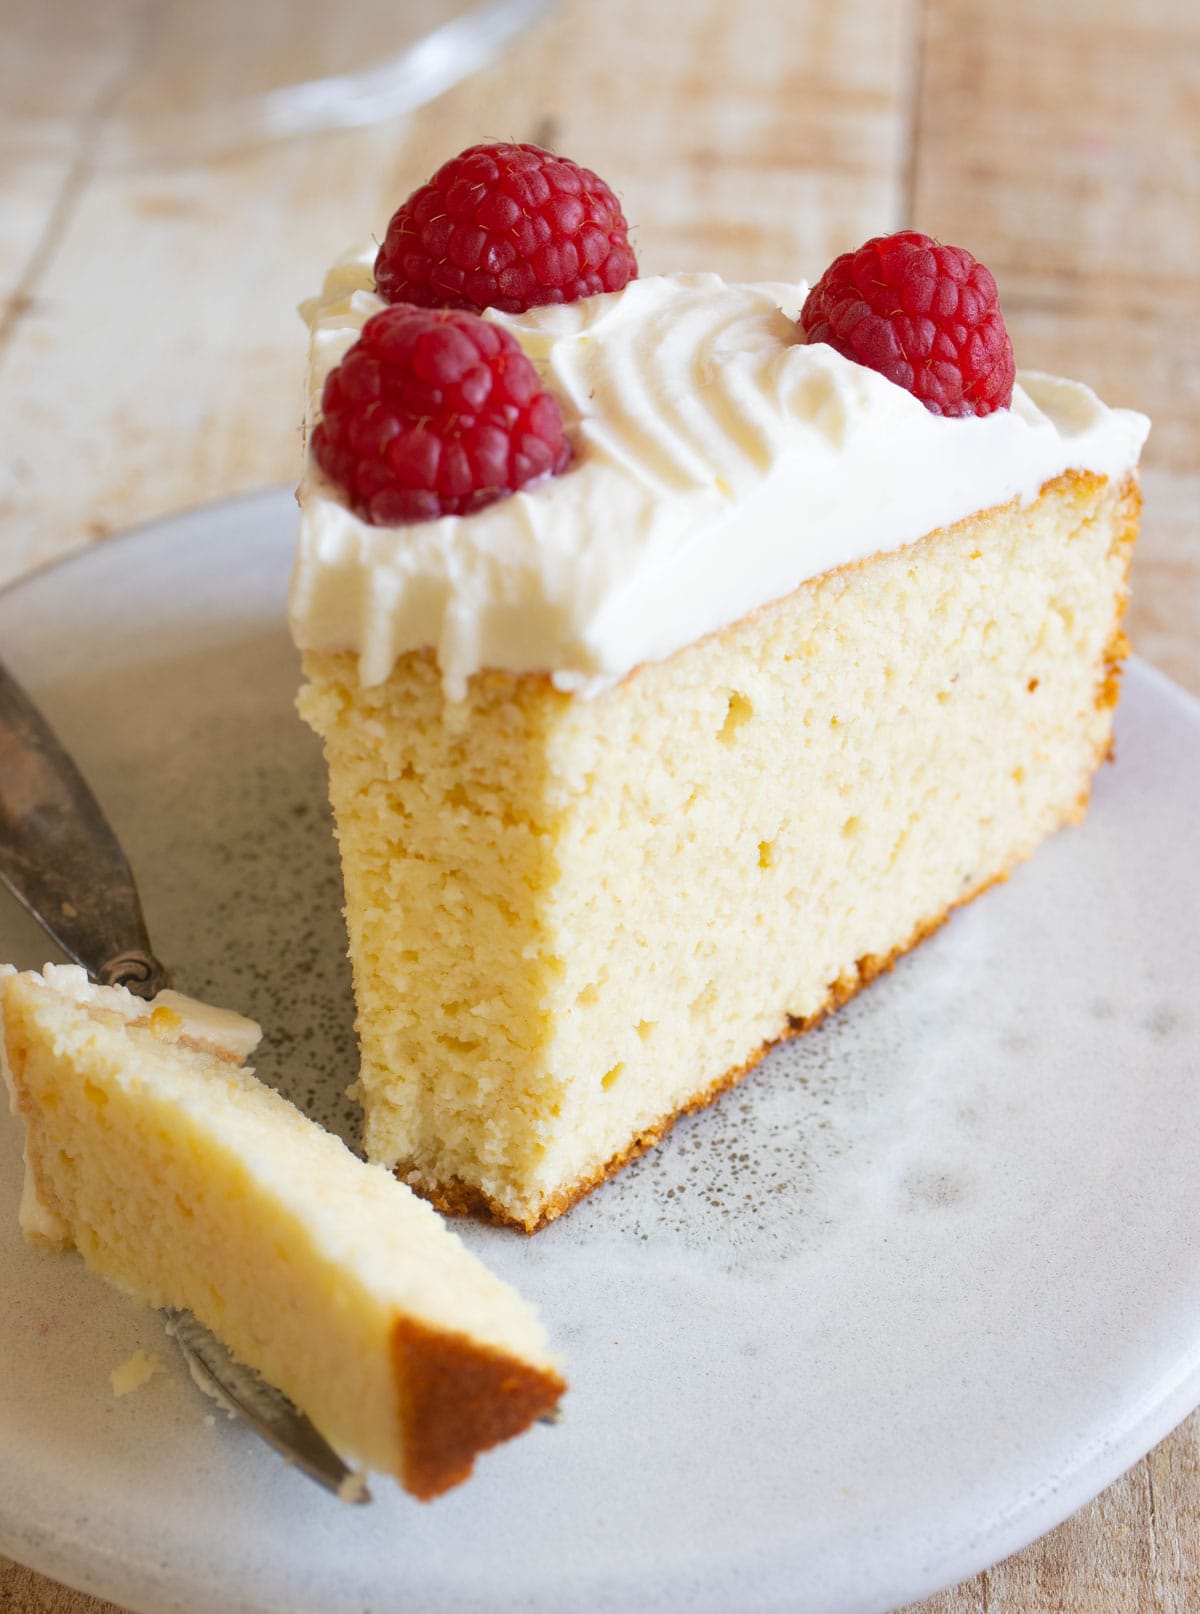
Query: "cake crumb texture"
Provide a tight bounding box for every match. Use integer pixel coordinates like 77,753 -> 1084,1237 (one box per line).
110,1348 -> 163,1397
1,970 -> 564,1494
299,470 -> 1139,1231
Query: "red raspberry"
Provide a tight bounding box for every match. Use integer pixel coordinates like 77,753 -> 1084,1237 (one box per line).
374,142 -> 637,314
799,231 -> 1015,417
311,304 -> 571,525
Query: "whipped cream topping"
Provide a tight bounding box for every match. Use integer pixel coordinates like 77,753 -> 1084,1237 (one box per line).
291,253 -> 1149,698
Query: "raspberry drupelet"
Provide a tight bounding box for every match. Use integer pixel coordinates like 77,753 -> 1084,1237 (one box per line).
800,231 -> 1015,417
311,304 -> 572,526
375,142 -> 637,315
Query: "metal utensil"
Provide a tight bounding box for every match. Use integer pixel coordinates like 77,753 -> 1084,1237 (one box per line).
0,656 -> 370,1502
164,1309 -> 368,1502
0,659 -> 168,999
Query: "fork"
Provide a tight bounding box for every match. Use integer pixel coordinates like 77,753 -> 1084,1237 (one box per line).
0,655 -> 370,1502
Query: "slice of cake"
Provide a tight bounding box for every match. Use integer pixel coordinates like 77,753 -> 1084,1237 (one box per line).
290,156 -> 1148,1232
1,964 -> 564,1496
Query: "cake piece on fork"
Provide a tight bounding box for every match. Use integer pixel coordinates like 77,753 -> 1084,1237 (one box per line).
1,963 -> 564,1496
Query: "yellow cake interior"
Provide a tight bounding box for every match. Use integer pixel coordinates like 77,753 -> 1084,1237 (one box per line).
1,966 -> 564,1497
299,469 -> 1139,1232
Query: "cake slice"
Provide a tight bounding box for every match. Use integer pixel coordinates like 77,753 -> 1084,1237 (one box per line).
290,188 -> 1148,1233
1,964 -> 564,1497
297,465 -> 1140,1235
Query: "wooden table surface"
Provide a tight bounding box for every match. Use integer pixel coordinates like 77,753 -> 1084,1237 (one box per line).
2,1 -> 1197,1609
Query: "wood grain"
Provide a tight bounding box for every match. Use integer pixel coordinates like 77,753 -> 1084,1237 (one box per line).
0,0 -> 915,591
911,0 -> 1200,703
1,0 -> 1197,1608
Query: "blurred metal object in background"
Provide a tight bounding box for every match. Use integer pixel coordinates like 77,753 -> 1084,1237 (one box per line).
18,0 -> 555,166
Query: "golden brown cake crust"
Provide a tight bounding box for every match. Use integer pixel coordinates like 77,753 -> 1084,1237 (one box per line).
392,1317 -> 565,1499
1096,474 -> 1140,744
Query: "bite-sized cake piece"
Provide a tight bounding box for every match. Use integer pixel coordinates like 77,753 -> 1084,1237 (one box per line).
292,189 -> 1148,1232
0,964 -> 564,1496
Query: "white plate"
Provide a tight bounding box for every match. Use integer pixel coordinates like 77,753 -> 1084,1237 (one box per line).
1,491 -> 1198,1614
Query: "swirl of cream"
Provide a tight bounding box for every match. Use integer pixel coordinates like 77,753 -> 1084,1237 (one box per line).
291,257 -> 1149,698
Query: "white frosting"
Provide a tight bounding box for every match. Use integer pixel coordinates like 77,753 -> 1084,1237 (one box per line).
17,964 -> 264,1061
291,254 -> 1149,699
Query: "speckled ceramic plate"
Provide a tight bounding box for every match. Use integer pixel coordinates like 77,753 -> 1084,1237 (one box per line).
2,492 -> 1198,1614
